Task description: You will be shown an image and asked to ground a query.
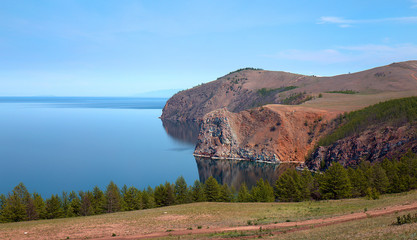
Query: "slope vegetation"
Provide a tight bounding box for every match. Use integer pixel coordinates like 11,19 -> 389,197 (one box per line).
307,96 -> 417,170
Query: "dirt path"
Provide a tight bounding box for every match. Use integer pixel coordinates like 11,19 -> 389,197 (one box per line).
411,71 -> 417,82
98,202 -> 417,240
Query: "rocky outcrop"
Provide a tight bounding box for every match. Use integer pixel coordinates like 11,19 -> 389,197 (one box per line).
306,124 -> 417,170
194,105 -> 337,162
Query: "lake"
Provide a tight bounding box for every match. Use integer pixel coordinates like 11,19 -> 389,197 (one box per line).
0,97 -> 198,197
0,97 -> 285,197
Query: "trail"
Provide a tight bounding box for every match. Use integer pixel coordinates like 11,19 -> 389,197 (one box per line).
411,70 -> 417,82
97,202 -> 417,240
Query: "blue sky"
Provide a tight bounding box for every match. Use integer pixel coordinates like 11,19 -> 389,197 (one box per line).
1,0 -> 417,96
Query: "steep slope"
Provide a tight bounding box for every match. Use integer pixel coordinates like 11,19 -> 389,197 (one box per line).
306,97 -> 417,170
194,105 -> 339,162
161,61 -> 417,121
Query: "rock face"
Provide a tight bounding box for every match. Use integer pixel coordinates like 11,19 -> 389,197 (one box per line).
194,105 -> 337,162
306,124 -> 417,170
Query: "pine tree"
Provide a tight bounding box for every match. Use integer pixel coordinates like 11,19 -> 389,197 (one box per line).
204,176 -> 220,202
79,191 -> 94,216
141,187 -> 155,209
154,184 -> 168,207
174,176 -> 189,204
300,169 -> 314,200
46,194 -> 63,219
165,182 -> 175,206
274,169 -> 302,202
105,181 -> 122,213
92,186 -> 106,214
237,183 -> 251,202
251,179 -> 275,202
33,193 -> 46,219
123,186 -> 141,211
68,191 -> 81,216
370,164 -> 390,194
348,167 -> 368,197
319,162 -> 351,199
0,193 -> 27,222
218,184 -> 233,202
191,180 -> 206,202
381,158 -> 401,193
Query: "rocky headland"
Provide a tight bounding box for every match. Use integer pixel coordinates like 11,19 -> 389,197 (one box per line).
161,61 -> 417,167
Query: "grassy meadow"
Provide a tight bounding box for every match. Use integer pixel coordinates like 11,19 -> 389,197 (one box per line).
1,190 -> 417,239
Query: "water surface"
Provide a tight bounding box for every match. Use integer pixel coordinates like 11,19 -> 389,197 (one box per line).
0,97 -> 198,196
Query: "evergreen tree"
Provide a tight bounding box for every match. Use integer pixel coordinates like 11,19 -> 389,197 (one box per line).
79,191 -> 94,216
174,176 -> 189,204
165,182 -> 175,206
61,191 -> 69,214
46,194 -> 63,219
123,186 -> 141,211
347,167 -> 368,197
141,187 -> 155,209
68,191 -> 81,216
154,184 -> 168,207
274,169 -> 302,202
33,193 -> 46,219
0,193 -> 27,222
204,176 -> 220,202
92,186 -> 106,214
370,164 -> 390,194
237,183 -> 251,202
251,179 -> 275,202
105,181 -> 122,213
381,158 -> 401,193
191,180 -> 206,202
319,162 -> 351,199
218,184 -> 233,202
26,197 -> 39,220
300,168 -> 314,200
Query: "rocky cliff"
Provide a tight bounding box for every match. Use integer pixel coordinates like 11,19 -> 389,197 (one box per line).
194,105 -> 338,162
307,124 -> 417,170
306,96 -> 417,170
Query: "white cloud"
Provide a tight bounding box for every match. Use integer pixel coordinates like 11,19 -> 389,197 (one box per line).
318,16 -> 417,27
271,44 -> 417,65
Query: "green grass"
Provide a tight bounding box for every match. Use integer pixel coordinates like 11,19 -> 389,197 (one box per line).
257,86 -> 298,97
1,190 -> 417,239
325,90 -> 358,94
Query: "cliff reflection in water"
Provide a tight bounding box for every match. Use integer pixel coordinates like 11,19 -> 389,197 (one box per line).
161,119 -> 201,145
195,157 -> 297,189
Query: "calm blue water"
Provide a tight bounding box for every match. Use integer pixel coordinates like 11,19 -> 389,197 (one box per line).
0,97 -> 198,197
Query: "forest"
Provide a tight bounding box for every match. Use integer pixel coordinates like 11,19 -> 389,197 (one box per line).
317,96 -> 417,147
1,151 -> 417,223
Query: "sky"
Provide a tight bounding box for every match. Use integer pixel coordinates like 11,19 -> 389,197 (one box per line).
1,0 -> 417,96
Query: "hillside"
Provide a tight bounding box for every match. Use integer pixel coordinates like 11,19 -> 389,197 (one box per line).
307,96 -> 417,170
161,61 -> 417,121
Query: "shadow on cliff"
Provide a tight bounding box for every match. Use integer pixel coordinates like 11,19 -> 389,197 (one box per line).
161,119 -> 201,145
195,156 -> 298,189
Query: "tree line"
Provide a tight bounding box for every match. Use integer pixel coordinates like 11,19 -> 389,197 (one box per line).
1,151 -> 417,223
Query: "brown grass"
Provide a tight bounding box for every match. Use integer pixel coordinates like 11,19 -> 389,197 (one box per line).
1,190 -> 417,239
